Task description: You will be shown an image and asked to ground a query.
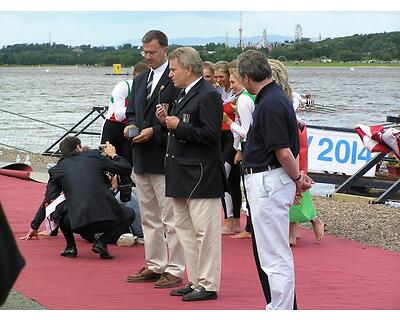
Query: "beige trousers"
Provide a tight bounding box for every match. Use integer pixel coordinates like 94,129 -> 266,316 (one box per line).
135,173 -> 185,277
173,197 -> 221,292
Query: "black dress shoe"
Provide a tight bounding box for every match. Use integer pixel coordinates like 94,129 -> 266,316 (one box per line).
92,242 -> 114,259
60,247 -> 77,258
170,283 -> 194,296
182,285 -> 217,301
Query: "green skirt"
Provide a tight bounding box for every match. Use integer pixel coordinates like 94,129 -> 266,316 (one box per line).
289,190 -> 317,223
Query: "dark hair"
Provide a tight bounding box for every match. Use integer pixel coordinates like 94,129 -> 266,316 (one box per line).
237,50 -> 272,82
142,30 -> 168,48
59,136 -> 81,157
133,62 -> 150,76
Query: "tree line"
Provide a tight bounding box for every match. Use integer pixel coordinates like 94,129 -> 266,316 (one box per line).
1,31 -> 399,66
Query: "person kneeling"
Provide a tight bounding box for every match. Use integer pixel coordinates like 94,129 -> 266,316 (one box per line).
22,137 -> 134,259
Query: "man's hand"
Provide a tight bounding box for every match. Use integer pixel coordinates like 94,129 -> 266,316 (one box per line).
292,171 -> 314,203
20,229 -> 39,240
234,151 -> 242,165
155,104 -> 167,124
104,141 -> 117,158
165,116 -> 180,130
293,171 -> 314,192
301,173 -> 314,192
124,125 -> 135,139
132,127 -> 154,143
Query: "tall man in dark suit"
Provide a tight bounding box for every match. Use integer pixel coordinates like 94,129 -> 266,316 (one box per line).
124,30 -> 185,288
156,47 -> 226,301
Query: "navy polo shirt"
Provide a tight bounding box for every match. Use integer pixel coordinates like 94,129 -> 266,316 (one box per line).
243,80 -> 299,169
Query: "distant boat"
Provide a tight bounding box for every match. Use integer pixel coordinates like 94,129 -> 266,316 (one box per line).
105,63 -> 130,76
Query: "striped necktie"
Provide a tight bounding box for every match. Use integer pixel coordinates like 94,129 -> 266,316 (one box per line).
146,71 -> 154,101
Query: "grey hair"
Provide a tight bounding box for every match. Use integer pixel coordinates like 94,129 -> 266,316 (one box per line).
237,50 -> 272,82
169,47 -> 203,77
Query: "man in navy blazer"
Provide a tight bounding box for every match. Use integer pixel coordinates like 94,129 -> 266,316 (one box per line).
156,47 -> 226,301
124,30 -> 185,289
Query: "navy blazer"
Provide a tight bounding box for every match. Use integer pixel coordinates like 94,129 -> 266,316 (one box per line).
165,78 -> 227,198
125,66 -> 179,174
45,150 -> 131,232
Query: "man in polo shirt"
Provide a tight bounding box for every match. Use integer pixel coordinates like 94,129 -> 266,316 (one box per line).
237,50 -> 313,310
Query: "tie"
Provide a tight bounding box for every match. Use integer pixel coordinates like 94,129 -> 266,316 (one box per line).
146,71 -> 154,101
177,88 -> 186,103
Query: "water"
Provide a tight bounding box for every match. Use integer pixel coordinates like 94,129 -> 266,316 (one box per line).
0,66 -> 399,152
289,67 -> 400,127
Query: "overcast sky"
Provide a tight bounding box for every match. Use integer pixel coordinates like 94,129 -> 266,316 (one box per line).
0,10 -> 399,47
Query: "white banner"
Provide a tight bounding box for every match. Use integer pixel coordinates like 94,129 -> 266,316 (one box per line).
307,128 -> 376,177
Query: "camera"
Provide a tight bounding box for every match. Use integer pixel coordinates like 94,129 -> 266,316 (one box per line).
118,175 -> 132,202
128,126 -> 140,139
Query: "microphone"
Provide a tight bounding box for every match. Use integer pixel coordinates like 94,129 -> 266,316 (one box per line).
158,85 -> 165,105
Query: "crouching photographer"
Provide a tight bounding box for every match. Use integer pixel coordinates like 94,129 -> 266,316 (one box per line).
22,137 -> 135,260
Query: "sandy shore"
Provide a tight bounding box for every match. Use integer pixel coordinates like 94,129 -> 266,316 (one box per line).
307,196 -> 399,252
0,147 -> 58,171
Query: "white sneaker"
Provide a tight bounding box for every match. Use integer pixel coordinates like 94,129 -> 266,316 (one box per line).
135,237 -> 145,245
116,233 -> 137,247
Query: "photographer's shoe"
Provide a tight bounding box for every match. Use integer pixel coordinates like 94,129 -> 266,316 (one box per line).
92,241 -> 114,259
60,247 -> 77,258
117,233 -> 136,247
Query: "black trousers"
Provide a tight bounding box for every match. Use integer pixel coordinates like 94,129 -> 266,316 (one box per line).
221,130 -> 241,219
101,119 -> 132,166
59,207 -> 135,248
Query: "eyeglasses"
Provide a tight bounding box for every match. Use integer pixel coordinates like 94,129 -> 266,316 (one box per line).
141,50 -> 158,57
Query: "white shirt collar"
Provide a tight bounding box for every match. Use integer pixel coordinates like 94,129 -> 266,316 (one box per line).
185,77 -> 202,95
150,60 -> 168,79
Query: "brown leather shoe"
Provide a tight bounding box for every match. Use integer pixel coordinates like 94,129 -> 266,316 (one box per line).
154,272 -> 183,289
126,267 -> 162,283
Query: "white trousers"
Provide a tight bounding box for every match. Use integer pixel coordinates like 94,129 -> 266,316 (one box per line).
135,173 -> 185,277
244,167 -> 296,310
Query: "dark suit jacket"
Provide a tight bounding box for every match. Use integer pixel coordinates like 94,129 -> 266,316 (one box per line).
0,204 -> 25,305
45,150 -> 131,232
125,65 -> 178,174
165,78 -> 226,198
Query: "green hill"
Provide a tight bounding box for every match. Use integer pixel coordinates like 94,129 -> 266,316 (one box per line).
1,31 -> 399,66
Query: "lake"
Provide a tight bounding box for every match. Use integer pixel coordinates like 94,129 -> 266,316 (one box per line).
0,66 -> 399,154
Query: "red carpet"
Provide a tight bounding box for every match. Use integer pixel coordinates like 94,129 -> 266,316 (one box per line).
0,174 -> 399,310
0,163 -> 32,180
